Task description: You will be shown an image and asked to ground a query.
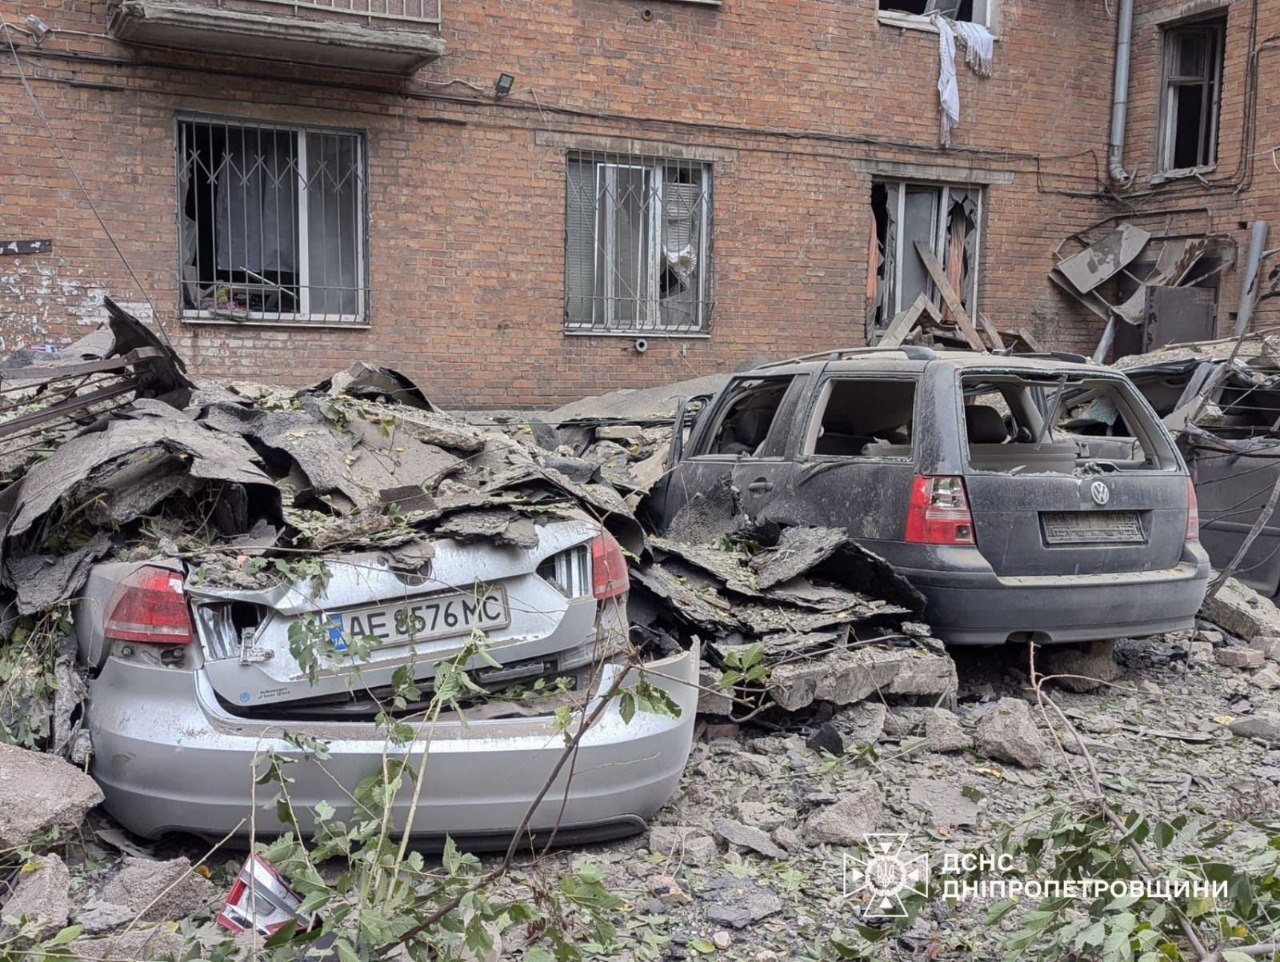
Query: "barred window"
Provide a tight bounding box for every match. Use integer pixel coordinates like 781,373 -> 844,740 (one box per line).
178,118 -> 367,324
565,154 -> 712,335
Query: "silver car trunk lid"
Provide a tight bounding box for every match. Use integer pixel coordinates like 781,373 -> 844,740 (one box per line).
187,519 -> 599,710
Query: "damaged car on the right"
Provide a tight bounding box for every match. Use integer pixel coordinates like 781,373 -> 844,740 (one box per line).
650,347 -> 1210,645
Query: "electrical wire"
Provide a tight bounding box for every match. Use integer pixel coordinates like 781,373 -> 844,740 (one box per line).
0,17 -> 171,347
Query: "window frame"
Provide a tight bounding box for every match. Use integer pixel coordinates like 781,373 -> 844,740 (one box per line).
563,152 -> 713,338
869,180 -> 984,333
175,114 -> 370,328
1156,15 -> 1226,176
876,0 -> 999,33
800,374 -> 921,461
689,375 -> 797,460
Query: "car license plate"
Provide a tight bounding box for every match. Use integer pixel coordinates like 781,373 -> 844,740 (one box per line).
1041,511 -> 1145,545
324,586 -> 510,650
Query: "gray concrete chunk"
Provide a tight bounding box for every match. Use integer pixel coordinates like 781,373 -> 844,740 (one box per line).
976,697 -> 1047,768
0,744 -> 103,848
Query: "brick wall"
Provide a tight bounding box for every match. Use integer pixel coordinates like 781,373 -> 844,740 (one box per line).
0,0 -> 1204,407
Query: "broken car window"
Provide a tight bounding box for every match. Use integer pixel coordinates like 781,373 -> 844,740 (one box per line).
702,377 -> 792,457
806,378 -> 917,458
961,374 -> 1173,474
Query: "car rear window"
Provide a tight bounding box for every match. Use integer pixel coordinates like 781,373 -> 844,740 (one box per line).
804,377 -> 917,458
960,372 -> 1176,474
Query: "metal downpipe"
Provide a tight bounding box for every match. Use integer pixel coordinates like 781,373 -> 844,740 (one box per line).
1108,0 -> 1135,183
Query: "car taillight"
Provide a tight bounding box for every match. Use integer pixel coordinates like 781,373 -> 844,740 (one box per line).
905,475 -> 977,546
104,566 -> 194,645
591,531 -> 629,601
1185,477 -> 1200,544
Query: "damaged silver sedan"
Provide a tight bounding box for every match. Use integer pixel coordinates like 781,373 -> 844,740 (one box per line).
76,520 -> 697,844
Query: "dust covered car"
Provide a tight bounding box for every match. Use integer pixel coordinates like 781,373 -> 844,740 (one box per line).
0,302 -> 694,846
651,347 -> 1210,645
76,521 -> 696,845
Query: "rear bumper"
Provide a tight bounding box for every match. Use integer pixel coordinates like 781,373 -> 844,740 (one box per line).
86,646 -> 698,844
899,556 -> 1211,645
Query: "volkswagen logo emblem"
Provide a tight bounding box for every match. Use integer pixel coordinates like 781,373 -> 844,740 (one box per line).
1089,480 -> 1111,506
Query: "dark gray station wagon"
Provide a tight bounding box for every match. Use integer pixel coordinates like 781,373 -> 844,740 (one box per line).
652,347 -> 1210,645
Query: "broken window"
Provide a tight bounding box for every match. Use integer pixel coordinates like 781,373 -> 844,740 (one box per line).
702,377 -> 791,457
877,0 -> 993,26
960,374 -> 1172,474
805,378 -> 917,458
178,118 -> 366,323
565,153 -> 712,335
868,181 -> 982,332
1158,16 -> 1225,173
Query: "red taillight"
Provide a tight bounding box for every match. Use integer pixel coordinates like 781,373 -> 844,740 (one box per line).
905,475 -> 977,546
591,531 -> 629,601
1185,477 -> 1200,544
104,566 -> 194,645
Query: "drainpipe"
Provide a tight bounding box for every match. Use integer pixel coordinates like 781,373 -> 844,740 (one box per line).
1107,0 -> 1135,184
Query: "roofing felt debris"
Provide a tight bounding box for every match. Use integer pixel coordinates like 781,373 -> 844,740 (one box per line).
0,302 -> 955,730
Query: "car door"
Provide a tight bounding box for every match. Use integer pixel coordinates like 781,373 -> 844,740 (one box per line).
657,374 -> 806,530
759,373 -> 921,554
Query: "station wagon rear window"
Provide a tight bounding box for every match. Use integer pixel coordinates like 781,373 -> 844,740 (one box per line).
960,372 -> 1176,474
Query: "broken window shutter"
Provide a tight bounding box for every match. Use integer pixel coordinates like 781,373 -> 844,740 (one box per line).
658,170 -> 702,331
564,160 -> 597,326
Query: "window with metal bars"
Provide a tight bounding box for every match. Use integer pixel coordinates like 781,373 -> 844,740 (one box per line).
177,118 -> 367,324
564,153 -> 712,336
868,180 -> 982,333
1158,16 -> 1225,174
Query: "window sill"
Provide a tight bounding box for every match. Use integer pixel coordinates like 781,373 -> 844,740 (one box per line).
182,312 -> 370,331
1149,164 -> 1217,185
876,10 -> 999,39
563,328 -> 711,340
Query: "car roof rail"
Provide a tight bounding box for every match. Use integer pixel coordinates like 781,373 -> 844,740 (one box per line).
755,345 -> 936,369
996,350 -> 1091,364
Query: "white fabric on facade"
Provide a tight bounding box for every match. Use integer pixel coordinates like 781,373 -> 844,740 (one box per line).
933,16 -> 996,146
954,20 -> 995,76
935,16 -> 960,147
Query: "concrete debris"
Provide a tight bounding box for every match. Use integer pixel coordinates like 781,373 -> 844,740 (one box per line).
766,647 -> 956,713
68,925 -> 187,961
699,873 -> 784,929
1039,640 -> 1120,692
1,853 -> 70,939
0,743 -> 103,847
923,707 -> 973,753
646,873 -> 692,906
907,779 -> 981,829
648,825 -> 718,864
975,698 -> 1047,769
74,900 -> 136,934
1201,578 -> 1280,642
1251,635 -> 1280,661
98,855 -> 216,922
1217,647 -> 1267,670
713,818 -> 789,861
1251,665 -> 1280,690
1227,711 -> 1280,742
802,782 -> 883,846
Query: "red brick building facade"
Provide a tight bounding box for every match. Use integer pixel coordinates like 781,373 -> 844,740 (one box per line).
1,0 -> 1276,406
